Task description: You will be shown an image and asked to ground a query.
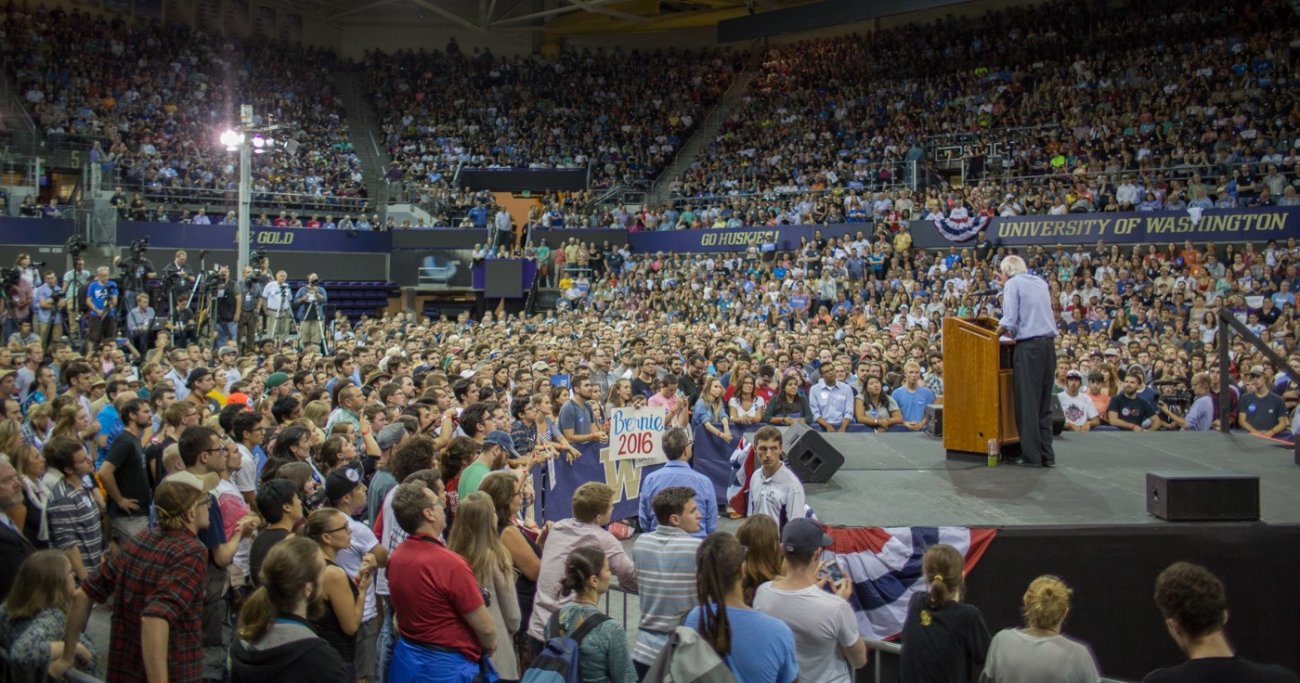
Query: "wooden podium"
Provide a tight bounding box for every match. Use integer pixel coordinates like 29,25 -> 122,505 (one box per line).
941,316 -> 1019,457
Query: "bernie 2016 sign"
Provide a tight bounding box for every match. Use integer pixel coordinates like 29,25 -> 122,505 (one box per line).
608,406 -> 667,463
914,206 -> 1300,248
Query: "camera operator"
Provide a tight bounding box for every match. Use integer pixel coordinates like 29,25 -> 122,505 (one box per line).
212,265 -> 241,350
62,256 -> 91,293
62,254 -> 91,332
262,270 -> 294,342
1,267 -> 33,342
33,270 -> 65,344
114,241 -> 156,315
14,254 -> 41,286
161,249 -> 195,306
84,266 -> 119,356
294,273 -> 328,353
237,266 -> 264,353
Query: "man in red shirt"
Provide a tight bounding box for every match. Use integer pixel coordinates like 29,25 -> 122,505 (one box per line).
386,481 -> 498,680
52,473 -> 216,682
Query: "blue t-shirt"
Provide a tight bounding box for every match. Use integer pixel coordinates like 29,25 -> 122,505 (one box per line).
684,605 -> 798,683
86,280 -> 118,316
558,399 -> 593,437
891,385 -> 937,423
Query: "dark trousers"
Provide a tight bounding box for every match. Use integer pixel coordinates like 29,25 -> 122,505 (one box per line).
1013,335 -> 1056,464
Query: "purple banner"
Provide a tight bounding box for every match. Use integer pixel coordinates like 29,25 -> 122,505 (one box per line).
912,205 -> 1300,249
115,222 -> 391,253
627,224 -> 867,254
539,443 -> 662,523
0,218 -> 75,245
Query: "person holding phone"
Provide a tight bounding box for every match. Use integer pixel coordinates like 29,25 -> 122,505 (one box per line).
754,518 -> 869,683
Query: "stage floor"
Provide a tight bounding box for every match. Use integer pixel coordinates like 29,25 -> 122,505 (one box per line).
808,431 -> 1300,527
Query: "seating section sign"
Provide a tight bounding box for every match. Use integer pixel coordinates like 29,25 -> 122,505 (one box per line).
609,406 -> 667,463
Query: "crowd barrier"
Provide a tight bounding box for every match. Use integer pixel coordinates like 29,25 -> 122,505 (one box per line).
532,421 -> 879,524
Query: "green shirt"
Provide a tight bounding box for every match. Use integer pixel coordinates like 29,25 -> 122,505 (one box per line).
457,461 -> 491,500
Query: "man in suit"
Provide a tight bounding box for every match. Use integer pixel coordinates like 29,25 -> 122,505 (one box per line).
0,456 -> 34,598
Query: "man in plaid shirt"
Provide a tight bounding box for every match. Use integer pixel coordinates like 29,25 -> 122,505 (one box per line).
51,472 -> 216,682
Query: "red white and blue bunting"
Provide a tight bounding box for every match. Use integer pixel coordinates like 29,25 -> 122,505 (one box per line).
932,207 -> 990,242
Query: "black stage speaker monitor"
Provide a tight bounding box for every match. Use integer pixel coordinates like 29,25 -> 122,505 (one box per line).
925,404 -> 943,437
781,423 -> 844,484
1146,472 -> 1259,522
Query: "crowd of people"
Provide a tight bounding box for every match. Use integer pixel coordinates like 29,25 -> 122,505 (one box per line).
0,362 -> 1288,682
364,43 -> 744,209
8,0 -> 1297,232
0,226 -> 1297,683
1,0 -> 1299,679
1,4 -> 367,217
660,0 -> 1299,224
0,371 -> 1287,683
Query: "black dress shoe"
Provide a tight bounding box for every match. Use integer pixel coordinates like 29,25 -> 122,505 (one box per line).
1011,458 -> 1041,467
1042,461 -> 1055,468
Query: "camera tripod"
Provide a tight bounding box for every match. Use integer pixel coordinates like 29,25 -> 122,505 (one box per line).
267,282 -> 298,347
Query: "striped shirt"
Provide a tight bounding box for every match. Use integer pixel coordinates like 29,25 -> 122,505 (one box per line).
47,477 -> 105,573
631,525 -> 700,664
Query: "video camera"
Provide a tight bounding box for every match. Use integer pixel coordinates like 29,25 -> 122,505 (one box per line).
201,267 -> 226,292
129,236 -> 151,256
65,235 -> 88,258
0,267 -> 21,289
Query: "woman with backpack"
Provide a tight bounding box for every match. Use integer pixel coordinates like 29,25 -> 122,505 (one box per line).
684,532 -> 799,683
538,544 -> 636,683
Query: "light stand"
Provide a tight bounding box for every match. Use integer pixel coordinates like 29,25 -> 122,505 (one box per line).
223,105 -> 283,277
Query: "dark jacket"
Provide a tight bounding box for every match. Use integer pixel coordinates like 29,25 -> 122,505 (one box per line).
229,614 -> 349,683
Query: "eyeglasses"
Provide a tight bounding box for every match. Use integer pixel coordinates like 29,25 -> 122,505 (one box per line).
326,523 -> 352,534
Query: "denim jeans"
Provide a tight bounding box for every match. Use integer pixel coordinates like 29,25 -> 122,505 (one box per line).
214,321 -> 237,349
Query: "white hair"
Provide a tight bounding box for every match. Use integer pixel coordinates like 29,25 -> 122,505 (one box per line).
1000,255 -> 1028,276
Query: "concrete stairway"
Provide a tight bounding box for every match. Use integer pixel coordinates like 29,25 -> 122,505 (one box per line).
333,70 -> 391,207
646,67 -> 757,206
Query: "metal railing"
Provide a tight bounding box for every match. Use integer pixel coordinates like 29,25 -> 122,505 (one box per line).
861,638 -> 1132,683
668,158 -> 919,205
111,179 -> 371,218
922,124 -> 1062,160
1215,307 -> 1293,433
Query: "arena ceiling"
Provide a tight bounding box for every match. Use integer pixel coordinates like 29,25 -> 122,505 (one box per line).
269,0 -> 812,35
